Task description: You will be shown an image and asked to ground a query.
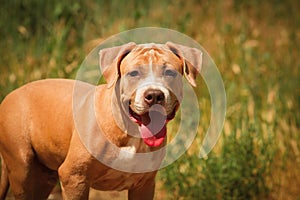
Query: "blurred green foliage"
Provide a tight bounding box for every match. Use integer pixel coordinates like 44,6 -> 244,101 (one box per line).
0,0 -> 299,199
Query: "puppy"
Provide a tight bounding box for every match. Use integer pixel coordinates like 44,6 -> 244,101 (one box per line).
0,42 -> 202,200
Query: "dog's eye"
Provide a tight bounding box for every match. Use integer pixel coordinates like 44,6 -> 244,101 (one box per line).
164,69 -> 177,78
128,70 -> 140,77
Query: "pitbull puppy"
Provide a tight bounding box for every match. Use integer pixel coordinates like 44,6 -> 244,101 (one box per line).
0,42 -> 202,200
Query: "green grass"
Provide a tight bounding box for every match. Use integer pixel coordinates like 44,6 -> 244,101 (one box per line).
0,0 -> 299,199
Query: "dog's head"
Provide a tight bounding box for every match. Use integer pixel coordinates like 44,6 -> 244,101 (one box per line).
99,42 -> 202,147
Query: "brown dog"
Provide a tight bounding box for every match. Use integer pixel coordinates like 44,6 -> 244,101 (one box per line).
0,42 -> 202,200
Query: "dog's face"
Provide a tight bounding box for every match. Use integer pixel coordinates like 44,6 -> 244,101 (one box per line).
99,42 -> 202,147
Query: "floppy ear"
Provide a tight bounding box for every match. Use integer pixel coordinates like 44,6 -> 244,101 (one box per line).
165,42 -> 202,87
99,42 -> 136,87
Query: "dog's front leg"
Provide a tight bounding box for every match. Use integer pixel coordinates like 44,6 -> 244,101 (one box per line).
58,131 -> 91,200
59,167 -> 89,200
58,158 -> 90,200
128,178 -> 155,200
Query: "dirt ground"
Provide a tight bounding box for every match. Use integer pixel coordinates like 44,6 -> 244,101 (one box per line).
5,183 -> 168,200
5,187 -> 127,200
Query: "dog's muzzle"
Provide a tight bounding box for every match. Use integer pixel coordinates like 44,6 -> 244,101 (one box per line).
128,85 -> 179,147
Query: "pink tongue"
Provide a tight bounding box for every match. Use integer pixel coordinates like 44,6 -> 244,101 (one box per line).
140,105 -> 167,147
140,123 -> 167,147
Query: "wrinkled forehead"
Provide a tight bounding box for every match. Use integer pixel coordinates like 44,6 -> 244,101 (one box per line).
120,43 -> 183,74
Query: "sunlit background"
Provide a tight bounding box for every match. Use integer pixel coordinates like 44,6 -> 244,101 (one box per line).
0,1 -> 299,199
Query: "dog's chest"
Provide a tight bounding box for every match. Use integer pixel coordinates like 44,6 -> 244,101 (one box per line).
91,139 -> 161,191
111,139 -> 163,173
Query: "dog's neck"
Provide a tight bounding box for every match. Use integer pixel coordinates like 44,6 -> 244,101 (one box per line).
92,85 -> 128,147
111,82 -> 140,135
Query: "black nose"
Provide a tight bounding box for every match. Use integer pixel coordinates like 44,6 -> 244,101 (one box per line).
144,89 -> 165,106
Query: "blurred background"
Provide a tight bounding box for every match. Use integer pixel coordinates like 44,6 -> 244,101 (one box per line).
0,0 -> 299,199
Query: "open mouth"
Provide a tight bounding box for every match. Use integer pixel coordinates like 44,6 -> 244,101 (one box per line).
129,103 -> 178,147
